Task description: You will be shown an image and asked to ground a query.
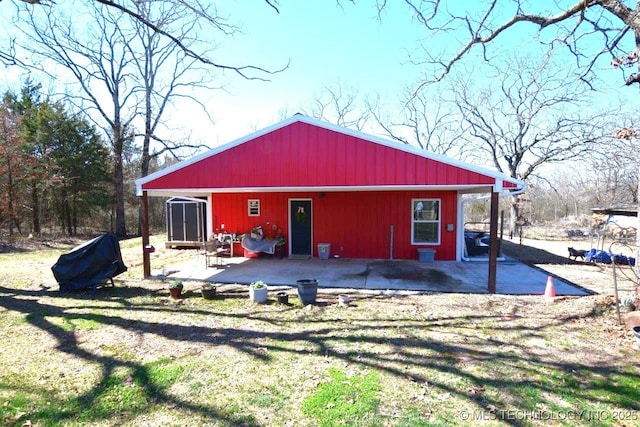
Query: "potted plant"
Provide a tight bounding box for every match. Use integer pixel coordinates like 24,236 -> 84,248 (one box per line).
249,280 -> 268,303
621,295 -> 637,312
169,280 -> 184,299
201,283 -> 217,300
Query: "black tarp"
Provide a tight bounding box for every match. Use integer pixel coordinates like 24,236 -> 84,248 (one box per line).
52,234 -> 128,291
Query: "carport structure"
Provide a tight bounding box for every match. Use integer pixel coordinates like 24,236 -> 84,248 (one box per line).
136,115 -> 525,292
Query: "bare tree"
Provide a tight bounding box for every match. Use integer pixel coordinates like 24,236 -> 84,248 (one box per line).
304,83 -> 370,131
375,0 -> 640,88
2,0 -> 283,77
449,55 -> 615,233
127,0 -> 216,179
306,83 -> 467,158
12,0 -> 284,237
368,86 -> 468,157
18,4 -> 137,237
127,0 -> 222,235
585,133 -> 639,207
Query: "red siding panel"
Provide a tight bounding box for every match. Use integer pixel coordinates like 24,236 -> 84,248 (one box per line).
142,122 -> 498,191
210,190 -> 458,260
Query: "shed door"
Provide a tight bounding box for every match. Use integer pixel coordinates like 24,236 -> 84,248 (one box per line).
169,203 -> 185,241
168,200 -> 206,242
183,202 -> 202,242
290,199 -> 312,257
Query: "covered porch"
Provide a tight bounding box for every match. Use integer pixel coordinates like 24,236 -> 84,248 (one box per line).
155,255 -> 590,296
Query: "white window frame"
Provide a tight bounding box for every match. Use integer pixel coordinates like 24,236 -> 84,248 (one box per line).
411,198 -> 441,245
248,199 -> 260,217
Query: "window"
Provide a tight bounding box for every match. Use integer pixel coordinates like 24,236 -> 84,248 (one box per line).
412,199 -> 440,244
248,199 -> 260,216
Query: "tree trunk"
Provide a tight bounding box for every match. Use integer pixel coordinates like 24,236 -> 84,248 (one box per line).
31,178 -> 40,234
6,157 -> 14,240
634,163 -> 640,288
64,192 -> 72,235
137,135 -> 151,237
113,119 -> 127,237
72,193 -> 77,235
510,194 -> 520,238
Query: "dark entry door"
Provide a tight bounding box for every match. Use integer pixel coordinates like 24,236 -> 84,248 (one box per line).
290,199 -> 312,257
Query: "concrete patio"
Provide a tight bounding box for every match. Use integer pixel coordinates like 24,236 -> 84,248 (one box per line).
159,255 -> 591,296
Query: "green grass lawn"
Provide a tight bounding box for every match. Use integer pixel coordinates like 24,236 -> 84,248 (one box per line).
0,241 -> 639,426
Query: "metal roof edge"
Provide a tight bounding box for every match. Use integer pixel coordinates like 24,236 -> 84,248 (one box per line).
141,184 -> 497,197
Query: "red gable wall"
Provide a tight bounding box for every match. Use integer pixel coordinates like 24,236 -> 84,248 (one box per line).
142,121 -> 496,190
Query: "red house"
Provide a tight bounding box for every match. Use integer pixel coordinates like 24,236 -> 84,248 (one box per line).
136,115 -> 524,268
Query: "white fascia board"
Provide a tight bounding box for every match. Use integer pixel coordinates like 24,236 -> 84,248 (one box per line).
166,196 -> 207,204
141,184 -> 499,198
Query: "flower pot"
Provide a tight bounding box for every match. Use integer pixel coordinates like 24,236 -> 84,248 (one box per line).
250,285 -> 268,303
201,285 -> 216,300
277,292 -> 289,304
338,294 -> 350,306
297,279 -> 318,305
169,287 -> 183,299
633,326 -> 640,347
244,248 -> 260,258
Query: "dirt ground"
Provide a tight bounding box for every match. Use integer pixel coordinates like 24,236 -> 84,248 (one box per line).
1,232 -> 639,427
501,236 -> 638,297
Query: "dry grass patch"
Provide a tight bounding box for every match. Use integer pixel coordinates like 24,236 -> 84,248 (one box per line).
0,235 -> 639,426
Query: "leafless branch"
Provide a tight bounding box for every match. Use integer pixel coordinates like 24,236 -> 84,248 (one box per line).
93,0 -> 285,80
381,0 -> 640,90
4,0 -> 285,77
304,82 -> 369,131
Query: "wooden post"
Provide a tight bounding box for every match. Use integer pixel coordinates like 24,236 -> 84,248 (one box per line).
141,191 -> 151,279
488,190 -> 499,294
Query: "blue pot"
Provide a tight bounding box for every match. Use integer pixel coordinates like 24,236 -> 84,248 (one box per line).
297,279 -> 318,305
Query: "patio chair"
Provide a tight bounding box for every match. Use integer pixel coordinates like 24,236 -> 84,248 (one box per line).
202,241 -> 226,268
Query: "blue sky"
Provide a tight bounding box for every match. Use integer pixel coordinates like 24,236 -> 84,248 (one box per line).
192,1 -> 427,143
0,1 -> 636,151
177,1 -> 634,145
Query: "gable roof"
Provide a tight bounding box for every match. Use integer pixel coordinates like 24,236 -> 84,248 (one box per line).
136,114 -> 525,196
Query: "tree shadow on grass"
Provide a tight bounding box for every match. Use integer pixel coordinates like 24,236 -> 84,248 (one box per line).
0,284 -> 639,426
501,240 -> 579,265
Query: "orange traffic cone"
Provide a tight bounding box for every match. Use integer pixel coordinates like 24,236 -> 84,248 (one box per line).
544,276 -> 556,297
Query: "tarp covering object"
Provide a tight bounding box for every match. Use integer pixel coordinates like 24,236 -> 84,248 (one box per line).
241,235 -> 278,254
52,234 -> 128,291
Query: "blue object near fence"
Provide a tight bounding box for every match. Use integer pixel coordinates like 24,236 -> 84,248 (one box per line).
585,249 -> 635,266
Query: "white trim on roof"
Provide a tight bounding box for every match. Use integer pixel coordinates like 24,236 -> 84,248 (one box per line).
135,114 -> 525,196
140,184 -> 500,198
166,196 -> 207,204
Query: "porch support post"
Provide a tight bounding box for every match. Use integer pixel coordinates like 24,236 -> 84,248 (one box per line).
141,191 -> 151,279
488,190 -> 499,294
